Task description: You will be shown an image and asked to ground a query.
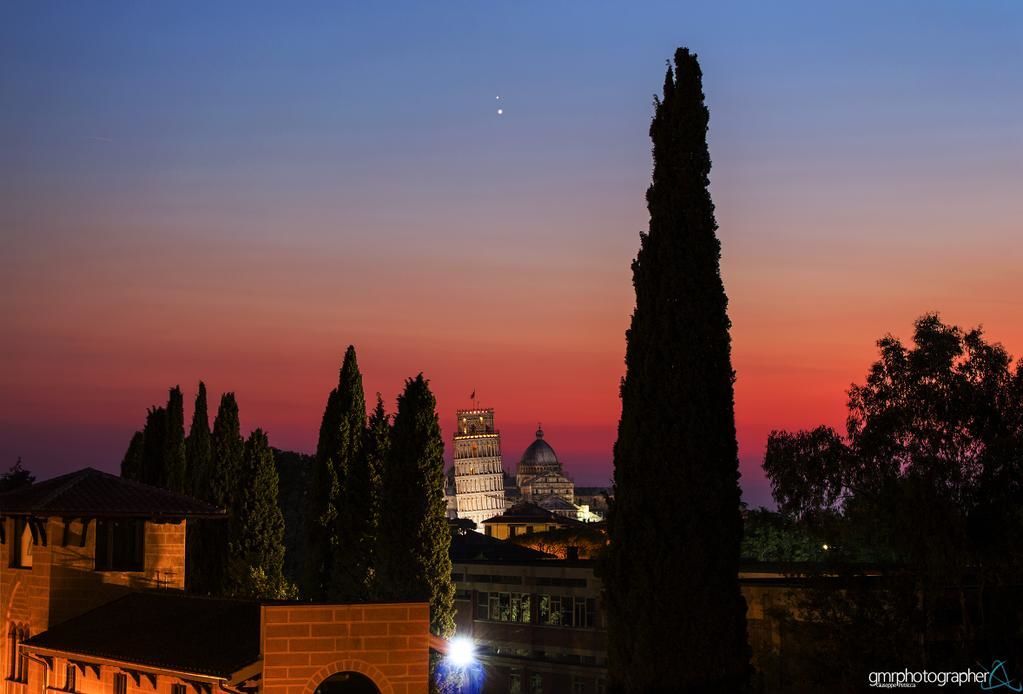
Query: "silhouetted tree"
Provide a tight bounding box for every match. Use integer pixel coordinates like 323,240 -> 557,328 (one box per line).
199,392 -> 244,595
185,382 -> 214,594
377,375 -> 455,638
358,395 -> 390,597
305,346 -> 365,600
326,347 -> 371,602
186,382 -> 212,496
140,406 -> 168,487
602,47 -> 750,692
764,314 -> 1023,669
164,386 -> 188,493
0,458 -> 35,494
227,429 -> 292,598
305,377 -> 342,597
120,431 -> 145,480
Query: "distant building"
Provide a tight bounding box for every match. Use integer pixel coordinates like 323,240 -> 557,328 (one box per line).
514,427 -> 575,506
0,468 -> 431,694
447,409 -> 591,527
480,501 -> 588,541
452,408 -> 507,527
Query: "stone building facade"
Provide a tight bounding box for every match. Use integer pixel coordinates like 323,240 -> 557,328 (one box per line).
451,409 -> 506,527
1,468 -> 430,694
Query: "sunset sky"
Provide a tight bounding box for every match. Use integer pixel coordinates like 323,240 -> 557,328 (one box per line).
2,2 -> 1021,506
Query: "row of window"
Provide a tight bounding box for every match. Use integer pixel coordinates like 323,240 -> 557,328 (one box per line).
8,653 -> 189,694
508,671 -> 607,694
6,518 -> 145,572
476,591 -> 599,628
455,475 -> 503,494
460,573 -> 587,588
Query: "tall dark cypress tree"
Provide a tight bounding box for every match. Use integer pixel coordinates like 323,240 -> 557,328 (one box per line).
185,382 -> 213,593
210,393 -> 244,510
359,395 -> 389,598
602,48 -> 750,692
227,429 -> 289,598
203,392 -> 244,595
121,431 -> 145,480
140,406 -> 168,487
164,386 -> 188,493
305,346 -> 365,600
377,375 -> 455,637
185,382 -> 213,495
327,347 -> 371,602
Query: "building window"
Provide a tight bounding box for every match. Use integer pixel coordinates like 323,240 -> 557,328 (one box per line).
538,595 -> 595,628
114,673 -> 128,694
95,519 -> 145,571
509,671 -> 522,694
476,592 -> 530,623
529,673 -> 543,694
572,677 -> 586,694
596,679 -> 606,694
10,518 -> 33,568
65,663 -> 77,692
172,684 -> 187,694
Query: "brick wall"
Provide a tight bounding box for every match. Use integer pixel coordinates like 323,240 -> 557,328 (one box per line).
1,517 -> 187,689
261,603 -> 430,694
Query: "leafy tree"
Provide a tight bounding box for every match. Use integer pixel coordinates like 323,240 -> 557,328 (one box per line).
764,314 -> 1023,668
120,431 -> 145,480
763,426 -> 848,522
601,47 -> 750,692
226,429 -> 291,598
377,374 -> 455,638
740,508 -> 825,563
0,458 -> 35,493
164,386 -> 188,493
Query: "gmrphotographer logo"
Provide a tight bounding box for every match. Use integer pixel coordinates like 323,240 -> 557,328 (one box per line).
867,661 -> 1021,690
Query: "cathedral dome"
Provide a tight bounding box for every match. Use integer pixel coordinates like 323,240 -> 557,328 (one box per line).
517,426 -> 560,475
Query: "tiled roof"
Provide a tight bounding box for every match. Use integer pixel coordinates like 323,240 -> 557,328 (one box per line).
0,468 -> 225,518
450,530 -> 554,562
24,591 -> 260,678
481,501 -> 586,526
536,494 -> 579,512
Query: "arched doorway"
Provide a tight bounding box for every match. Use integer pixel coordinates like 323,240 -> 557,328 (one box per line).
313,672 -> 381,694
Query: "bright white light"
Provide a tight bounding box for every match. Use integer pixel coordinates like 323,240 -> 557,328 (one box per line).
497,108 -> 503,115
822,544 -> 830,551
448,636 -> 475,668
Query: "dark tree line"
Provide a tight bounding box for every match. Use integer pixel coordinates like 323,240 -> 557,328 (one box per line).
763,314 -> 1023,681
303,348 -> 453,637
602,47 -> 750,692
121,383 -> 290,598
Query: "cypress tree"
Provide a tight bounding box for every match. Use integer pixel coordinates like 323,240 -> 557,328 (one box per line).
186,381 -> 213,496
121,431 -> 145,480
164,386 -> 188,494
602,48 -> 750,692
227,429 -> 289,598
327,346 -> 370,602
305,346 -> 365,600
360,395 -> 389,598
203,392 -> 244,595
185,382 -> 213,594
140,406 -> 168,487
210,393 -> 244,509
377,375 -> 455,637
